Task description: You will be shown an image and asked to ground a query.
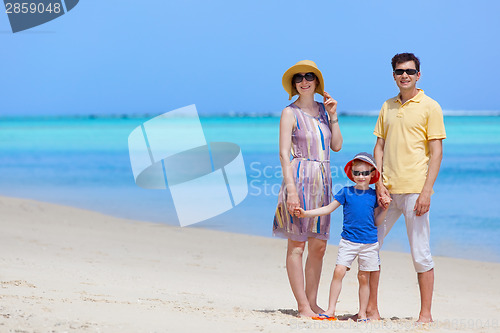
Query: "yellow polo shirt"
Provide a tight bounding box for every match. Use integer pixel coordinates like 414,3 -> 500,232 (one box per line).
373,89 -> 446,194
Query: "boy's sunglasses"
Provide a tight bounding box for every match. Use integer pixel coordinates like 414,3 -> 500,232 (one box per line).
394,69 -> 418,75
352,169 -> 375,176
293,72 -> 316,83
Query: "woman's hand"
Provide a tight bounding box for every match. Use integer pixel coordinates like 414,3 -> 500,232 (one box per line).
323,91 -> 338,116
286,192 -> 300,215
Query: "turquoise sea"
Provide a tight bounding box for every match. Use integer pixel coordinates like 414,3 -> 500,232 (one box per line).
1,114 -> 499,262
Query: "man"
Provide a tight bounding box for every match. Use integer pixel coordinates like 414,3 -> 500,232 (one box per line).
369,53 -> 446,323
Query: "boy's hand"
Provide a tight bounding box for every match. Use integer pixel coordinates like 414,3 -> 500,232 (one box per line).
376,184 -> 391,209
293,208 -> 306,218
380,196 -> 392,209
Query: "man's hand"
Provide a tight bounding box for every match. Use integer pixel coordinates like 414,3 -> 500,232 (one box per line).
414,190 -> 431,216
376,183 -> 391,209
379,195 -> 392,209
413,139 -> 442,216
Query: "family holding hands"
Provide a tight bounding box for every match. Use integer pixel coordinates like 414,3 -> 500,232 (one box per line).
273,53 -> 446,323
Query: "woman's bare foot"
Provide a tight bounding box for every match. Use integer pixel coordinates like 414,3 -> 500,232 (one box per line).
298,305 -> 317,318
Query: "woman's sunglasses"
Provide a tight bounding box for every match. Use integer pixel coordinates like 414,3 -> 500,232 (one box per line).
293,72 -> 316,83
394,69 -> 418,75
352,169 -> 375,176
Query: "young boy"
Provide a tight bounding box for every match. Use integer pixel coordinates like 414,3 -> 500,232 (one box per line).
295,152 -> 390,321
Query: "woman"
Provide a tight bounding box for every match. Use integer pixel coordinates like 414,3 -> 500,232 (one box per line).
273,60 -> 343,317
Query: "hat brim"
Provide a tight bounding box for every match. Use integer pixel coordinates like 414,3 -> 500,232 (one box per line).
344,158 -> 380,185
282,64 -> 324,100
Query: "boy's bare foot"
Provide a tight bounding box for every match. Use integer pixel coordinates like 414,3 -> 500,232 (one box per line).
314,311 -> 335,319
310,304 -> 325,314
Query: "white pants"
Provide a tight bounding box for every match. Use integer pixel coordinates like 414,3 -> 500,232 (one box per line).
378,194 -> 434,273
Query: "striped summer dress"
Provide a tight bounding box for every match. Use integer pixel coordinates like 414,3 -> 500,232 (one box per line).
273,102 -> 332,241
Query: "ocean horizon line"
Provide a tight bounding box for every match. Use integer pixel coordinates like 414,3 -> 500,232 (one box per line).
1,109 -> 499,120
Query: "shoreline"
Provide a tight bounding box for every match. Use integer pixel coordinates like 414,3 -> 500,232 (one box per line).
2,194 -> 499,264
1,195 -> 500,332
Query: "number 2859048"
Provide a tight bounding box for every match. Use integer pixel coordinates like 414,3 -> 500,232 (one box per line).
5,2 -> 62,14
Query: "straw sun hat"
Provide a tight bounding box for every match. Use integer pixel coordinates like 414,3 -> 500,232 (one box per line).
282,60 -> 324,100
344,152 -> 381,185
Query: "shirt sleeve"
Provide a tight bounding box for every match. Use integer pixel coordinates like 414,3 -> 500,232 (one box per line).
427,101 -> 447,140
334,187 -> 346,205
373,103 -> 386,139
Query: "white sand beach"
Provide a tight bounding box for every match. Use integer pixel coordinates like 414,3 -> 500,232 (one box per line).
1,195 -> 499,332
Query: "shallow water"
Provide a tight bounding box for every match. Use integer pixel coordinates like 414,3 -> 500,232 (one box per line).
1,115 -> 499,262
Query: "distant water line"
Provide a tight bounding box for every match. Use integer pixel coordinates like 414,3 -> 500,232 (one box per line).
0,115 -> 499,262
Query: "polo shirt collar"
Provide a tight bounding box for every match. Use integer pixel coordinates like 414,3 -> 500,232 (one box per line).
394,89 -> 425,104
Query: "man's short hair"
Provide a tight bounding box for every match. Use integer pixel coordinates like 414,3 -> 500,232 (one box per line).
391,53 -> 420,72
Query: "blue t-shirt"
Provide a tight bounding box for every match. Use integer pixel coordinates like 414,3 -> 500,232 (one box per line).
334,186 -> 378,244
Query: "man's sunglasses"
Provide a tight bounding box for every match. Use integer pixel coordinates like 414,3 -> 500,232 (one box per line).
352,169 -> 375,176
293,72 -> 316,83
394,69 -> 418,75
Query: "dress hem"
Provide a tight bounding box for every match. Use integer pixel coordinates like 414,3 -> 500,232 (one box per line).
273,229 -> 329,242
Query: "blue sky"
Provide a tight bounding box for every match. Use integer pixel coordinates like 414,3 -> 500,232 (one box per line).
1,0 -> 499,116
